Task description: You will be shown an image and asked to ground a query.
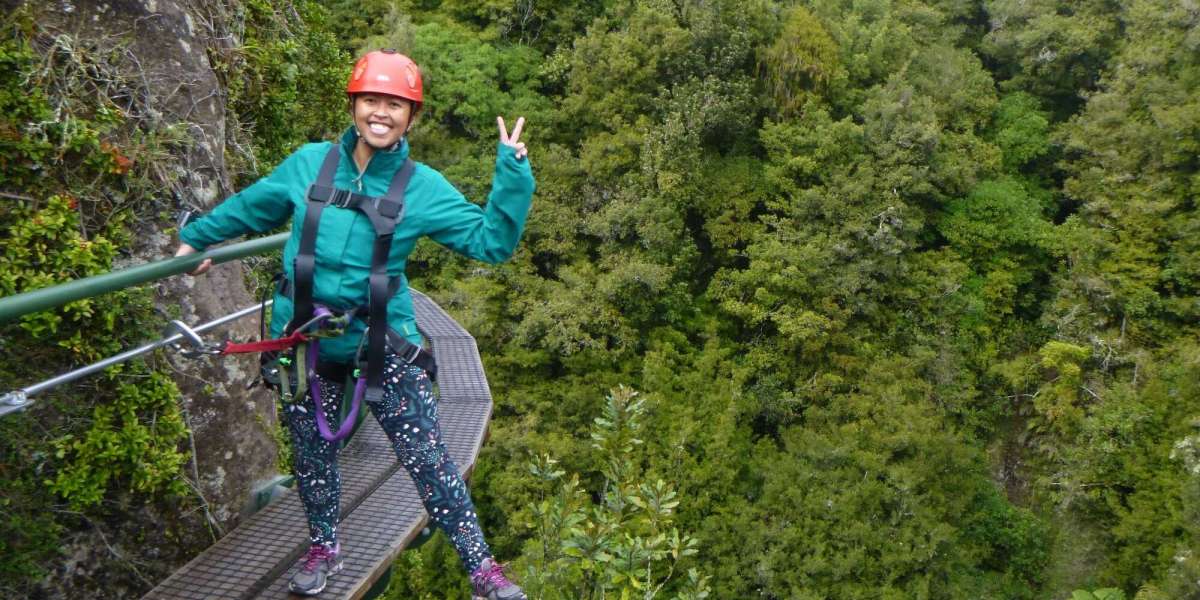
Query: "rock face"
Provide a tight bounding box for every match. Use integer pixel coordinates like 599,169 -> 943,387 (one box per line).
29,1 -> 282,596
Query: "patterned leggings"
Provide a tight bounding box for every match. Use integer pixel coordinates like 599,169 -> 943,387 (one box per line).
282,354 -> 491,573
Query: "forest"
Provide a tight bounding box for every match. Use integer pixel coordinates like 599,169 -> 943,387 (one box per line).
1,0 -> 1198,599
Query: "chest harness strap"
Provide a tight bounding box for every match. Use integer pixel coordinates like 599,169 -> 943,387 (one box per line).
282,146 -> 431,441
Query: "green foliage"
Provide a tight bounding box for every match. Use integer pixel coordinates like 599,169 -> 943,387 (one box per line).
321,0 -> 396,51
49,368 -> 189,509
563,1 -> 692,138
520,387 -> 710,599
0,9 -> 161,371
411,20 -> 553,138
803,0 -> 920,111
964,487 -> 1050,590
5,0 -> 1197,596
759,6 -> 841,117
1166,418 -> 1200,598
990,92 -> 1051,171
1073,345 -> 1200,593
1027,340 -> 1092,434
1,195 -> 125,351
0,19 -> 53,191
703,358 -> 1047,599
0,413 -> 65,584
980,0 -> 1122,116
1073,589 -> 1125,600
379,534 -> 473,599
1052,0 -> 1200,337
0,8 -> 200,594
435,0 -> 609,49
218,0 -> 350,180
941,178 -> 1053,266
906,44 -> 998,133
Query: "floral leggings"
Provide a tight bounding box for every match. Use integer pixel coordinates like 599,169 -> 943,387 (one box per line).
282,354 -> 491,573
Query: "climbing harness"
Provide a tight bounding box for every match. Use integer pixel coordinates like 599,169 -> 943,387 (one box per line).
269,146 -> 436,442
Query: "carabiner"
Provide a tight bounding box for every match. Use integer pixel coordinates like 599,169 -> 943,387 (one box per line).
293,311 -> 332,335
167,320 -> 224,359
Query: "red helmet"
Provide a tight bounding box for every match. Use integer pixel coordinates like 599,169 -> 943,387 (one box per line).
347,49 -> 423,109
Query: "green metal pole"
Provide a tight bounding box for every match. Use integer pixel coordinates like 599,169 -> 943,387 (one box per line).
0,233 -> 289,324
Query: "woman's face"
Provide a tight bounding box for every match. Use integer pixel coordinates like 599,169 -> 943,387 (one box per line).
352,93 -> 413,150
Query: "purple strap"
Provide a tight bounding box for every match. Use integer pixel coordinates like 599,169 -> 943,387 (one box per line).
307,337 -> 364,442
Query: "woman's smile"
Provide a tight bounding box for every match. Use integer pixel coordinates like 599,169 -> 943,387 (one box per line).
352,93 -> 412,151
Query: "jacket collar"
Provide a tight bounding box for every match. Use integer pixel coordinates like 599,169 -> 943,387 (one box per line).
339,126 -> 410,176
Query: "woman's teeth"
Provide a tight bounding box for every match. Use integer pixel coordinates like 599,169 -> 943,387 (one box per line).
369,123 -> 390,135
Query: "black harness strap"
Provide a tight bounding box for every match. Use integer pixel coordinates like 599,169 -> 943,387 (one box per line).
288,148 -> 341,335
363,161 -> 413,401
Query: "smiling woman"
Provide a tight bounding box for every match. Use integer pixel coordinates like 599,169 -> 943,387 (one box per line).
171,49 -> 534,599
353,93 -> 414,153
347,49 -> 421,160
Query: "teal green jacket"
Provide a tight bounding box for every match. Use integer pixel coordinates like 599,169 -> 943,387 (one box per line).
181,127 -> 535,363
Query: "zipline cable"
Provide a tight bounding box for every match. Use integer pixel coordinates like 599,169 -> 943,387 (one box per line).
0,301 -> 270,418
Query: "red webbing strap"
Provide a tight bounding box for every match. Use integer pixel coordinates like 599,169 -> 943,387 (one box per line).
221,329 -> 309,355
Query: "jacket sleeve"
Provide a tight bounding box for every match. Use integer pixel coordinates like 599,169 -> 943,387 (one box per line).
426,142 -> 535,264
179,151 -> 303,250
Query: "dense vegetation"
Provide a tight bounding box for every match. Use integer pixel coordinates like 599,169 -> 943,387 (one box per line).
0,9 -> 192,595
0,3 -> 345,596
2,0 -> 1197,598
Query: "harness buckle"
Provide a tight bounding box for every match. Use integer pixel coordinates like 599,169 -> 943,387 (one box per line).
331,189 -> 353,208
401,343 -> 422,365
296,305 -> 350,339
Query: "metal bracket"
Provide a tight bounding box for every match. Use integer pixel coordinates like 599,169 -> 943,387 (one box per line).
2,390 -> 28,407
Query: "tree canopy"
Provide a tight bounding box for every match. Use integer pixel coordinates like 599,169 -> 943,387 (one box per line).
1,0 -> 1197,598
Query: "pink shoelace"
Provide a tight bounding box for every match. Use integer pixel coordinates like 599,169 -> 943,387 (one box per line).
472,560 -> 512,591
300,544 -> 337,573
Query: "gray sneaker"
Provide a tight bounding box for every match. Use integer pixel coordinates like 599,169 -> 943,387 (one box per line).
471,557 -> 527,600
288,543 -> 342,596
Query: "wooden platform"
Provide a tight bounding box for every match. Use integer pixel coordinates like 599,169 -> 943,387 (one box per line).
144,290 -> 492,600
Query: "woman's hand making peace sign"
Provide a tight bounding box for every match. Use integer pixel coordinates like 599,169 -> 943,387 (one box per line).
497,116 -> 528,161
